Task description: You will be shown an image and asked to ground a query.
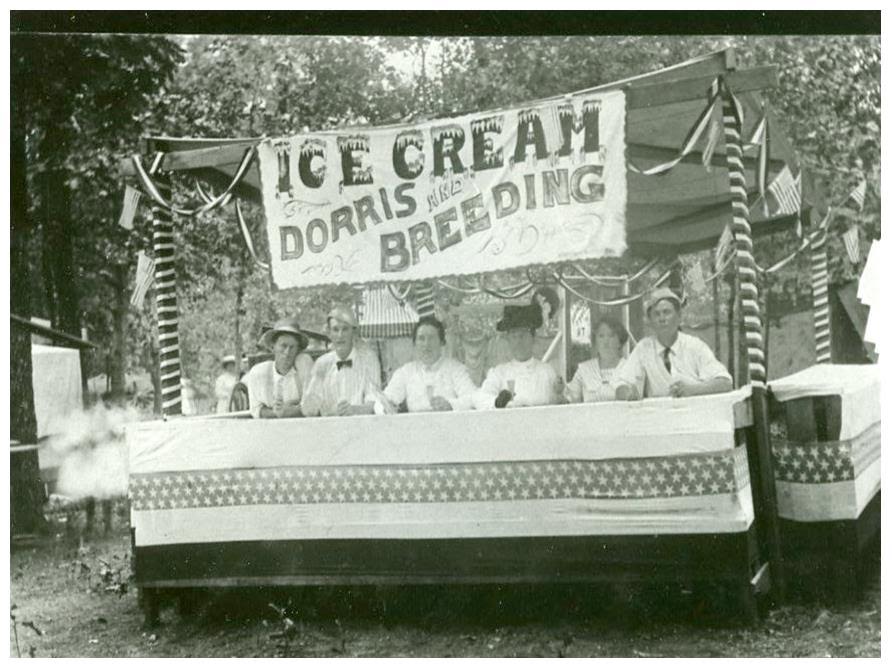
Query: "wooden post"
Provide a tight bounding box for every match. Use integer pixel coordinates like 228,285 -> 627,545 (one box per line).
148,149 -> 183,416
718,76 -> 786,601
560,284 -> 572,381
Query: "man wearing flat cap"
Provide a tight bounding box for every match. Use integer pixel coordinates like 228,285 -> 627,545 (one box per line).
242,317 -> 314,418
474,304 -> 562,409
301,305 -> 382,417
214,354 -> 239,413
614,287 -> 732,400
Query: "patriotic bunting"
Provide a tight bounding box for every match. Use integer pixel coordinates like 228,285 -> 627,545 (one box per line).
714,224 -> 734,271
810,210 -> 832,363
118,185 -> 142,230
234,199 -> 270,271
628,80 -> 721,176
413,282 -> 436,318
744,111 -> 770,216
766,165 -> 802,217
848,180 -> 867,211
842,225 -> 860,264
132,145 -> 256,217
129,250 -> 155,307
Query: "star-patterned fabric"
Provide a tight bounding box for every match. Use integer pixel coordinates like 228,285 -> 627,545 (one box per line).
130,447 -> 750,511
772,421 -> 880,484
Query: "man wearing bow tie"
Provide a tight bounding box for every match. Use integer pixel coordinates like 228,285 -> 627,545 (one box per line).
614,287 -> 731,400
301,305 -> 382,417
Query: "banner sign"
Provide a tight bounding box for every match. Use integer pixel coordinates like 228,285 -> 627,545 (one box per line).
258,90 -> 627,288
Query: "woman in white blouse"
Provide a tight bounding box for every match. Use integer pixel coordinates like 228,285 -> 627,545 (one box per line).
565,317 -> 628,403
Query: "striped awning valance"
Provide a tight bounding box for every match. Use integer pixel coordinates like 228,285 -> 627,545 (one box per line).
358,286 -> 419,339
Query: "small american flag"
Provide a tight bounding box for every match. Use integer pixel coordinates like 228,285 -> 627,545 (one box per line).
767,166 -> 801,216
130,251 -> 155,308
117,185 -> 142,230
848,180 -> 867,211
843,225 -> 861,264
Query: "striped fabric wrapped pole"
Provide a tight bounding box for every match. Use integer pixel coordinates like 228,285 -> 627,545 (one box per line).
150,160 -> 183,416
810,217 -> 831,363
719,79 -> 766,387
414,281 -> 436,318
718,76 -> 785,601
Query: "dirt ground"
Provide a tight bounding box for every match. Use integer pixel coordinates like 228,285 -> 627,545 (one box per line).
9,510 -> 880,658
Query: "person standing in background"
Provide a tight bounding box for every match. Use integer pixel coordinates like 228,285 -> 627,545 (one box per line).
214,355 -> 239,413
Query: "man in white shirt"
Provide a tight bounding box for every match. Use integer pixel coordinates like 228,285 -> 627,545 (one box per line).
214,355 -> 238,413
378,315 -> 477,413
242,317 -> 314,418
614,287 -> 732,400
301,305 -> 382,417
475,304 -> 561,409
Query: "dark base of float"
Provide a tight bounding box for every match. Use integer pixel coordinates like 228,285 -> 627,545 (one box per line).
779,491 -> 880,602
134,527 -> 769,627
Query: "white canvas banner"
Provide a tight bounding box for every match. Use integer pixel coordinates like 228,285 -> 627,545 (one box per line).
258,91 -> 627,288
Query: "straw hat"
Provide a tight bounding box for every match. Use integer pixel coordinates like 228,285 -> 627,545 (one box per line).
258,317 -> 310,351
327,305 -> 358,329
644,287 -> 683,316
221,354 -> 236,365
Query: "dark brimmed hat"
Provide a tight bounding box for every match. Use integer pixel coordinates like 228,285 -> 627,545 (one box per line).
644,287 -> 683,316
259,317 -> 310,352
496,304 -> 543,332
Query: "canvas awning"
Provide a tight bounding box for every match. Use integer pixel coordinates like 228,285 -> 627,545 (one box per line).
357,285 -> 419,339
122,48 -> 819,258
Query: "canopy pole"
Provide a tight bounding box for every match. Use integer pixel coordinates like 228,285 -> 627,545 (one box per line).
149,154 -> 183,416
810,217 -> 832,363
719,77 -> 786,602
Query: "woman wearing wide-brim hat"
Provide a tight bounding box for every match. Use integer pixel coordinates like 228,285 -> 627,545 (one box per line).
241,316 -> 314,419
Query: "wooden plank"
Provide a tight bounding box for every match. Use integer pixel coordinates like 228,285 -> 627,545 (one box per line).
134,533 -> 756,586
627,67 -> 778,111
784,398 -> 818,441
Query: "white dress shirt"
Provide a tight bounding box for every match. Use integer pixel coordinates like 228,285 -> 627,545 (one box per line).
613,331 -> 731,398
301,344 -> 382,417
474,357 -> 559,409
242,355 -> 314,419
381,355 -> 477,413
565,358 -> 621,403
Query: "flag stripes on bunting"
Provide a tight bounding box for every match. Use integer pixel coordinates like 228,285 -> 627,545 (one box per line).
118,185 -> 142,230
132,146 -> 256,217
843,225 -> 861,264
811,212 -> 832,363
413,282 -> 436,318
150,166 -> 183,415
719,77 -> 766,387
129,251 -> 155,307
744,111 -> 770,216
848,180 -> 867,210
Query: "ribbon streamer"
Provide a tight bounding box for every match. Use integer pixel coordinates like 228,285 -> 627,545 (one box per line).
234,199 -> 270,271
195,181 -> 233,209
132,145 -> 256,217
628,79 -> 720,176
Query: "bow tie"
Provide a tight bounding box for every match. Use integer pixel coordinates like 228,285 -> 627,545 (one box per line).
336,359 -> 353,370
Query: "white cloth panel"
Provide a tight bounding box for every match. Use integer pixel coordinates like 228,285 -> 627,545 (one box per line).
128,387 -> 751,474
31,344 -> 83,438
776,459 -> 880,522
769,364 -> 880,440
132,488 -> 754,546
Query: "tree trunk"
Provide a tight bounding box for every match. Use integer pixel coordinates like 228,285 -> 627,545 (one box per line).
108,264 -> 129,403
10,106 -> 46,534
234,266 -> 245,376
40,125 -> 80,338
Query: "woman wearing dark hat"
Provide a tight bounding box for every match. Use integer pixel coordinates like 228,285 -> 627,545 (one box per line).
565,317 -> 628,403
241,317 -> 314,418
474,304 -> 562,409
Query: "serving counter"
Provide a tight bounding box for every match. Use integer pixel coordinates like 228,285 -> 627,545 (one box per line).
127,387 -> 766,620
769,364 -> 881,595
